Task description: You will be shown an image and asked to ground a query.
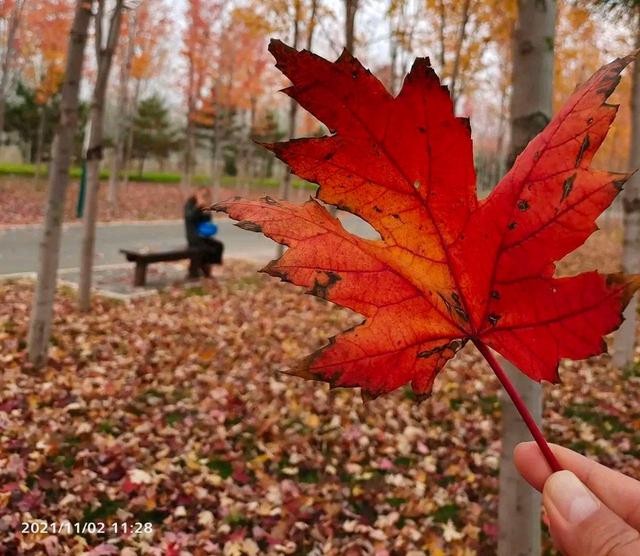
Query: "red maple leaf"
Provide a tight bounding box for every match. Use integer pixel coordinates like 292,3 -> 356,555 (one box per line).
215,41 -> 638,417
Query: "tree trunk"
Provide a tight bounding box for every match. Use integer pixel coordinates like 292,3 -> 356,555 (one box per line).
33,103 -> 47,181
0,0 -> 25,136
389,13 -> 398,95
437,0 -> 446,71
277,3 -> 302,256
450,0 -> 472,107
182,120 -> 195,194
210,88 -> 223,206
78,0 -> 124,312
345,0 -> 358,54
122,77 -> 141,190
613,11 -> 640,369
278,98 -> 298,204
27,0 -> 93,368
498,1 -> 555,555
306,0 -> 319,50
108,7 -> 137,211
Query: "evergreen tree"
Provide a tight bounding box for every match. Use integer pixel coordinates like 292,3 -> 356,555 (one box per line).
4,82 -> 87,163
131,94 -> 177,174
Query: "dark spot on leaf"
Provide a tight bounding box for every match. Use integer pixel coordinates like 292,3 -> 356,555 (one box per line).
412,392 -> 431,403
487,313 -> 501,326
587,117 -> 594,124
454,306 -> 469,322
517,200 -> 529,211
417,345 -> 446,358
352,71 -> 358,79
491,290 -> 500,300
451,292 -> 460,304
309,271 -> 342,299
575,135 -> 590,167
437,292 -> 452,314
418,126 -> 426,133
417,339 -> 464,359
373,206 -> 382,213
323,151 -> 335,161
391,214 -> 400,220
236,221 -> 262,233
612,179 -> 626,191
533,151 -> 541,161
458,117 -> 471,132
508,222 -> 517,230
261,260 -> 292,284
561,173 -> 577,202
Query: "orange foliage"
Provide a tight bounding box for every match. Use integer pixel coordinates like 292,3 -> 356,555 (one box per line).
129,0 -> 170,81
218,9 -> 272,112
183,0 -> 224,125
19,0 -> 73,105
0,0 -> 16,19
193,6 -> 277,134
554,0 -> 632,171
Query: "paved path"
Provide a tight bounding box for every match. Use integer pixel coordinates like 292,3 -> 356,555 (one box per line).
0,215 -> 378,275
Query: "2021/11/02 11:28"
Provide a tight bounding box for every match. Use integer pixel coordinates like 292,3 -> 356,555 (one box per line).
20,520 -> 154,536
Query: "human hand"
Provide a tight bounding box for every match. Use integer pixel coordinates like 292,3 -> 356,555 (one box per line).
514,442 -> 640,555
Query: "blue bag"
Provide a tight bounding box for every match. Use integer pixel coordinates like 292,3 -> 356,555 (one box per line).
197,221 -> 218,237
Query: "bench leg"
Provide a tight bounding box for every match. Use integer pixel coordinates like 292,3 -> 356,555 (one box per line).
134,262 -> 147,287
188,257 -> 200,279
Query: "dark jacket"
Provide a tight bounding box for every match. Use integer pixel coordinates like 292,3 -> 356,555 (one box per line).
184,196 -> 210,247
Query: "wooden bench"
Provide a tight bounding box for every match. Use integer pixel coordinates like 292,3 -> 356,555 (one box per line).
120,247 -> 216,287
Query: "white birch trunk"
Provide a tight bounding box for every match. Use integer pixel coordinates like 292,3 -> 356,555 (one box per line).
498,1 -> 556,555
27,0 -> 93,367
613,13 -> 640,369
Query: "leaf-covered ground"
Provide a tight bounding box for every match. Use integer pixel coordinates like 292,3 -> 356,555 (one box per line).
0,178 -> 310,226
1,229 -> 638,555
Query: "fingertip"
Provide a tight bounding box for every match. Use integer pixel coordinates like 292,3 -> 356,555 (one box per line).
514,441 -> 537,459
513,441 -> 539,473
513,441 -> 554,492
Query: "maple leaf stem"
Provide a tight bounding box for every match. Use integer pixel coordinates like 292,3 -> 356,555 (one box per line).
472,339 -> 562,473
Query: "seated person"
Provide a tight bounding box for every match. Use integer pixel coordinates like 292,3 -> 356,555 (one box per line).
184,188 -> 224,275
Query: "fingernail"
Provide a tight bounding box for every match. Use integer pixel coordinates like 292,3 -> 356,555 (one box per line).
545,470 -> 600,523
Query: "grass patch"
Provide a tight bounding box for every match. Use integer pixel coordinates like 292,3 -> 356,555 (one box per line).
134,509 -> 169,524
207,459 -> 232,479
622,362 -> 640,379
0,161 -> 315,188
563,402 -> 630,438
298,467 -> 320,483
165,411 -> 185,425
82,497 -> 124,521
432,503 -> 461,525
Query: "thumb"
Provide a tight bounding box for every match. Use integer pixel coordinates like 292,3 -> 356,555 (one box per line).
543,470 -> 640,556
